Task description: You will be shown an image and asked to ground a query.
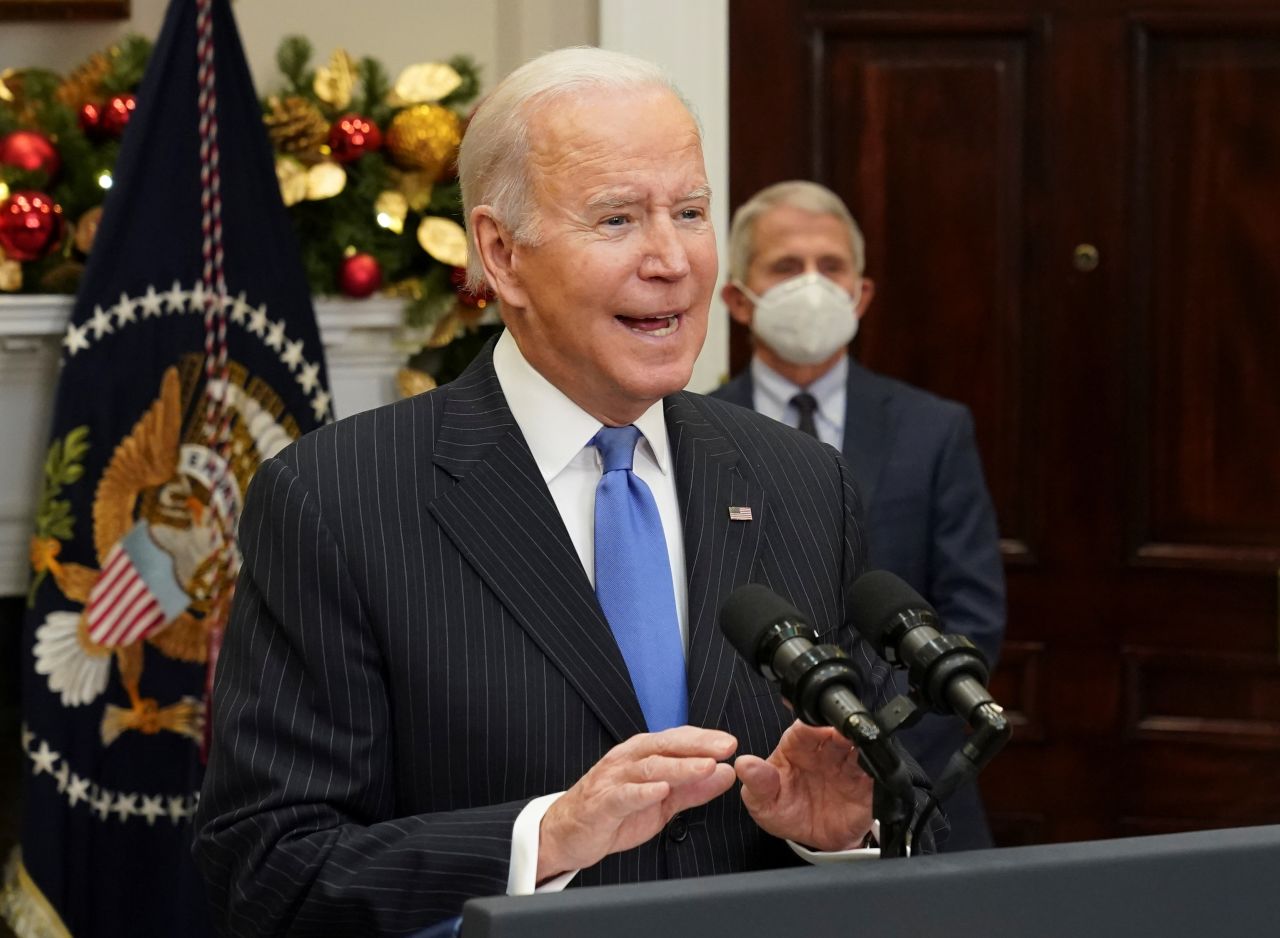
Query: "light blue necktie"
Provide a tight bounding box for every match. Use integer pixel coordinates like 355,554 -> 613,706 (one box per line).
592,425 -> 688,732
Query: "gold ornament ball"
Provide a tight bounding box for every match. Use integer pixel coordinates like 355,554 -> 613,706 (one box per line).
385,104 -> 463,181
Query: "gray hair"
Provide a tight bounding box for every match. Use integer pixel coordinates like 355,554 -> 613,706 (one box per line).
459,46 -> 694,291
726,180 -> 866,283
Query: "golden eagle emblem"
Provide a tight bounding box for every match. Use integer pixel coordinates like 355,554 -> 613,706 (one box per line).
30,356 -> 299,745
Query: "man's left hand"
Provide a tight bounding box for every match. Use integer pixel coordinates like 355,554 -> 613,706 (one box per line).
735,721 -> 873,851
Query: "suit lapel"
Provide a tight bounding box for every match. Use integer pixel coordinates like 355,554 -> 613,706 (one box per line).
842,360 -> 892,509
666,392 -> 766,729
427,350 -> 648,744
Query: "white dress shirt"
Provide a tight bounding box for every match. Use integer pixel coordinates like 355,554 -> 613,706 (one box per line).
750,354 -> 848,448
491,330 -> 689,644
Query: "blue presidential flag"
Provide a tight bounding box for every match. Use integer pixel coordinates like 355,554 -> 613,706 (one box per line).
1,0 -> 330,935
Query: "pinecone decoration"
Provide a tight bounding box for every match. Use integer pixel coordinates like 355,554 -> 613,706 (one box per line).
0,69 -> 41,128
263,95 -> 329,163
38,259 -> 86,294
56,52 -> 111,110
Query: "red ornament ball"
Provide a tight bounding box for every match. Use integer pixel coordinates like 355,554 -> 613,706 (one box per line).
99,93 -> 138,138
78,101 -> 104,137
0,190 -> 66,262
327,114 -> 383,163
337,252 -> 383,298
449,265 -> 494,309
0,130 -> 60,179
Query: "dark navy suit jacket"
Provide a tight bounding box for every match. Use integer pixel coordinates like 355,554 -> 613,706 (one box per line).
712,357 -> 1006,851
194,342 -> 942,936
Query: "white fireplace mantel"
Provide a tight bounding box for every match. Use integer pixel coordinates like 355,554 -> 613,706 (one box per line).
0,295 -> 408,597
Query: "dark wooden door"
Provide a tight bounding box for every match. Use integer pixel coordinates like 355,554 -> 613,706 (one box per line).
730,0 -> 1280,844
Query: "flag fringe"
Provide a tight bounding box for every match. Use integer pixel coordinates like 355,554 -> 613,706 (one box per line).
0,848 -> 72,938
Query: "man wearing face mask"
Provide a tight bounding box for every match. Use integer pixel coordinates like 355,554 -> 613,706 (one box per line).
712,180 -> 1006,852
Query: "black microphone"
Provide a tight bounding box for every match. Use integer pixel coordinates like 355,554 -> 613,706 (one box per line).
720,584 -> 879,740
848,570 -> 1010,784
719,583 -> 920,857
719,585 -> 915,791
848,571 -> 994,719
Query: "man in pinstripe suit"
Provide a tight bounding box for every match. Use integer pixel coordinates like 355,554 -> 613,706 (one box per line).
194,48 -> 941,936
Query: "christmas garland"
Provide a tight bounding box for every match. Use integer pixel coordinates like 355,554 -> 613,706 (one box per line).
0,35 -> 499,376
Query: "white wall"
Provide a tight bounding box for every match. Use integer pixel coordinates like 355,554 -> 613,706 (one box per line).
0,0 -> 169,73
237,0 -> 598,94
0,0 -> 596,92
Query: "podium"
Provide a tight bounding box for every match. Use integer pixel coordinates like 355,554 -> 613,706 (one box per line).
460,824 -> 1280,937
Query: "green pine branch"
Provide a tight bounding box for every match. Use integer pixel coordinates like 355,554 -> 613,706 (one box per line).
101,35 -> 153,93
357,56 -> 393,126
276,35 -> 315,96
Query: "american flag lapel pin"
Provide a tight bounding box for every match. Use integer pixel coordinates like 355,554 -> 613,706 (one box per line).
728,506 -> 753,522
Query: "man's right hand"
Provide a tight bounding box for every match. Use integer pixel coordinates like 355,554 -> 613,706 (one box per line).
535,726 -> 738,882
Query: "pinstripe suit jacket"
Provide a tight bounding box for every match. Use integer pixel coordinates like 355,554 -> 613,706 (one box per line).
193,342 -> 939,936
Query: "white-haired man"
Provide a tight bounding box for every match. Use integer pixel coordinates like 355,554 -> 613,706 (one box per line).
195,53 -> 941,936
713,180 -> 1006,851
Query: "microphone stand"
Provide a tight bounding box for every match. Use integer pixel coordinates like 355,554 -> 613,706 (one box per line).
863,694 -> 925,858
804,655 -> 1010,857
936,702 -> 1011,798
855,727 -> 916,859
809,673 -> 920,859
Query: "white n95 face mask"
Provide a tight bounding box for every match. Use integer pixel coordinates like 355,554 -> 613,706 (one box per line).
739,272 -> 860,365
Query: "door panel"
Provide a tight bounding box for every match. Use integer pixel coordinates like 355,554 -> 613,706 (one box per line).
1135,22 -> 1280,566
817,22 -> 1038,558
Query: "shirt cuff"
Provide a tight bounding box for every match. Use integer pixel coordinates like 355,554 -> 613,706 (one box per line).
786,820 -> 882,864
507,792 -> 579,895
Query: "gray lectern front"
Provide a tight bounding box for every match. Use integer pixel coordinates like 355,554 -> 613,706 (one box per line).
461,824 -> 1280,938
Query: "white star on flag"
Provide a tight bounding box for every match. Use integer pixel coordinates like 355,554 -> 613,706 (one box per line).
139,795 -> 167,826
230,290 -> 252,325
91,790 -> 112,821
311,389 -> 332,420
163,279 -> 187,314
88,304 -> 114,339
63,322 -> 90,356
281,338 -> 305,370
139,284 -> 165,317
114,291 -> 138,326
248,304 -> 269,336
112,792 -> 138,822
297,360 -> 321,393
67,773 -> 91,807
189,280 -> 208,314
168,796 -> 188,825
265,318 -> 287,351
30,741 -> 59,776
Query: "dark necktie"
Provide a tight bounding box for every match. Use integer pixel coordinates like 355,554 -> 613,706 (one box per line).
591,425 -> 688,731
791,392 -> 819,438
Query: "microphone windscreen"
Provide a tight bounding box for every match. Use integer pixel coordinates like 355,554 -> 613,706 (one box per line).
848,570 -> 936,655
719,583 -> 809,662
